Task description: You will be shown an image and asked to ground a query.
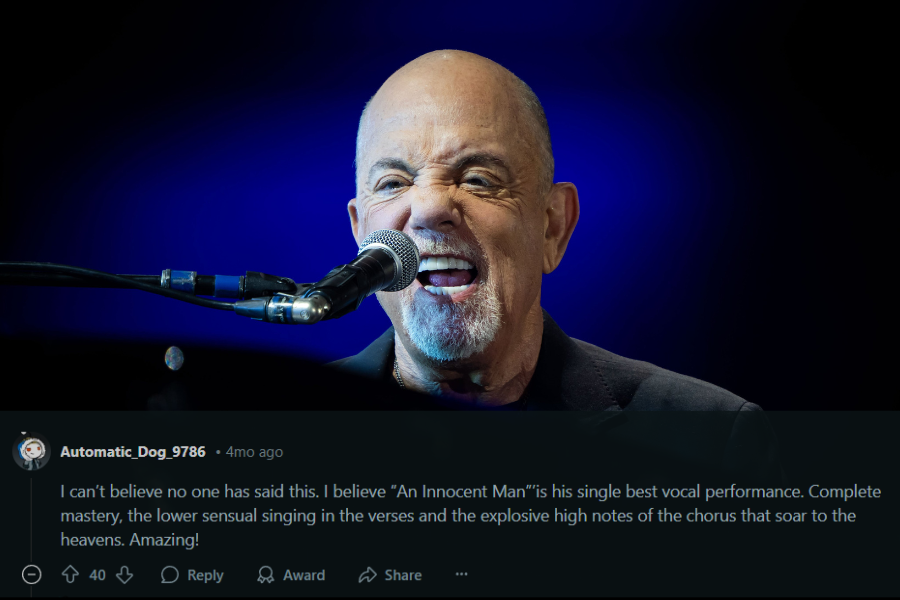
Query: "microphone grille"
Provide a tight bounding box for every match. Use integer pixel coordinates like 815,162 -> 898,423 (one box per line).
358,229 -> 420,291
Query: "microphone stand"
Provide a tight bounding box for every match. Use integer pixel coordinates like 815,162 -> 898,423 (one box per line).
0,262 -> 310,311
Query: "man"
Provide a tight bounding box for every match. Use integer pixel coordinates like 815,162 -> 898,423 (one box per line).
334,50 -> 759,414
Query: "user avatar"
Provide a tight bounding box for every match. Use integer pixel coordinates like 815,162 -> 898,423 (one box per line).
14,432 -> 50,471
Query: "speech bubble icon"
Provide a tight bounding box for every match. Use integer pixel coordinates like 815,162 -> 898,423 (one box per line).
161,566 -> 179,584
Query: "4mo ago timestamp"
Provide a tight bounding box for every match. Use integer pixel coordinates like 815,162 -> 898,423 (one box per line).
224,447 -> 284,460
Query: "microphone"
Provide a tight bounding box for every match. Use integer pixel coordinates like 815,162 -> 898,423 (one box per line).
234,229 -> 420,324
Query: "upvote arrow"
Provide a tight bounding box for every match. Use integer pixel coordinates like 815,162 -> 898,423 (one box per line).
62,565 -> 79,583
116,566 -> 133,584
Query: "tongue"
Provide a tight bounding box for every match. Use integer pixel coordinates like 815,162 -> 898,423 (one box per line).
427,269 -> 473,287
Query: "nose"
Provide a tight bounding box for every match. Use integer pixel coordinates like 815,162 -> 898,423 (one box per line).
407,183 -> 462,234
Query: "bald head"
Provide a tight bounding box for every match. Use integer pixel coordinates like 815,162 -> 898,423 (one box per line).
355,50 -> 554,195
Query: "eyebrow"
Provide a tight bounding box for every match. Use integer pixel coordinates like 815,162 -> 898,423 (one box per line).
368,153 -> 510,180
368,158 -> 414,180
454,152 -> 510,174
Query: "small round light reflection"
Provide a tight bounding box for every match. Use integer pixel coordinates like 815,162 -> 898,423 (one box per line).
165,346 -> 184,371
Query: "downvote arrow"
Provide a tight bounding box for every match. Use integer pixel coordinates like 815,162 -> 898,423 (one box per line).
116,566 -> 133,584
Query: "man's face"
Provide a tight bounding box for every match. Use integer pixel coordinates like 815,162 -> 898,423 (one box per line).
350,58 -> 548,364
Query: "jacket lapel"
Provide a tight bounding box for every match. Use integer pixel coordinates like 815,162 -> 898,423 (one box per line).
523,311 -> 620,411
336,326 -> 396,380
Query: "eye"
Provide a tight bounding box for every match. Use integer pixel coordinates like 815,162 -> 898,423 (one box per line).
463,175 -> 491,187
376,178 -> 408,193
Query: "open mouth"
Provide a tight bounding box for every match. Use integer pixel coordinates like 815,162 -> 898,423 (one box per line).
416,256 -> 479,296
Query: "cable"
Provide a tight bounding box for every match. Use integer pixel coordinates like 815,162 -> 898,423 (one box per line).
0,262 -> 236,311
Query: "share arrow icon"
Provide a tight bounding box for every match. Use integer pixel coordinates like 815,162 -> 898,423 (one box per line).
116,566 -> 134,584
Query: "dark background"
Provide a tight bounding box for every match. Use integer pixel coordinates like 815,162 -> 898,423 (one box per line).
1,0 -> 895,410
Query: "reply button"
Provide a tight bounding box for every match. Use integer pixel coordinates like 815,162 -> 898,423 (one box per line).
187,569 -> 224,584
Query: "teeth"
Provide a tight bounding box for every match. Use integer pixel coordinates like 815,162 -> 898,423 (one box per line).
424,284 -> 471,296
417,257 -> 475,272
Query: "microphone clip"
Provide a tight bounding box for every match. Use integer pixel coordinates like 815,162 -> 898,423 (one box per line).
233,291 -> 330,325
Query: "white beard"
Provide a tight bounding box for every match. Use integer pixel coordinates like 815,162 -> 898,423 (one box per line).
393,234 -> 502,362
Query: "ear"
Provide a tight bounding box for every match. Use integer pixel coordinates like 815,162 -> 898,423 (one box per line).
542,182 -> 580,274
348,198 -> 362,246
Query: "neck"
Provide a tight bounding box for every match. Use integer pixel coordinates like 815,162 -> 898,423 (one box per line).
394,302 -> 544,406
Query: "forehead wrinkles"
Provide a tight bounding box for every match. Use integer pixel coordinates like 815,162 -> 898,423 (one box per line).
376,110 -> 503,149
362,98 -> 523,173
382,92 -> 474,125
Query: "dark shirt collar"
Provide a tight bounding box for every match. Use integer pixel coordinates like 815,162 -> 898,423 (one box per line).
338,310 -> 620,411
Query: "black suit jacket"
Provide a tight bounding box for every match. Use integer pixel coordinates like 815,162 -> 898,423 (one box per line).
331,310 -> 758,412
330,310 -> 783,482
